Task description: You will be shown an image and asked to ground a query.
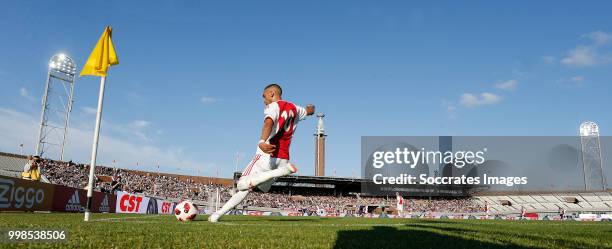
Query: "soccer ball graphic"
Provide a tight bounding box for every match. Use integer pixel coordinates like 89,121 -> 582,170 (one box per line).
174,201 -> 198,221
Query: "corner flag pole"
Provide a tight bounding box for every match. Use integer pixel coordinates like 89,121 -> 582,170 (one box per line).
80,25 -> 118,222
84,76 -> 106,221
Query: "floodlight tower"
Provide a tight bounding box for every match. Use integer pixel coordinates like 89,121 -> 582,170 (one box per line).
35,53 -> 77,161
579,121 -> 606,190
314,113 -> 326,176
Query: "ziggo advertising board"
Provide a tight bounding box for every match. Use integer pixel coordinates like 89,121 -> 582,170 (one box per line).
0,175 -> 54,211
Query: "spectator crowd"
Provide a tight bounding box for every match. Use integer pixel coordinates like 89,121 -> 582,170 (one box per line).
30,157 -> 482,214
39,158 -> 228,202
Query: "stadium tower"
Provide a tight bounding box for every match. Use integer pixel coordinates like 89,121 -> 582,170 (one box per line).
35,53 -> 77,161
314,113 -> 326,176
579,121 -> 606,190
439,136 -> 453,177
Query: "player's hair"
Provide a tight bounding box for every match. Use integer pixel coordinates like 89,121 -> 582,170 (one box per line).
264,83 -> 282,95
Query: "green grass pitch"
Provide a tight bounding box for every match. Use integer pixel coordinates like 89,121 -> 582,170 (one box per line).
0,213 -> 610,249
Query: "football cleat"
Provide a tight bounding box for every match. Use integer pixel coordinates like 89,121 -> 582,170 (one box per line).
208,213 -> 220,223
288,163 -> 298,174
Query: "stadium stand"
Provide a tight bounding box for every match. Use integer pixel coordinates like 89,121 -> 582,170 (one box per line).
1,151 -> 610,216
474,191 -> 612,215
0,152 -> 27,178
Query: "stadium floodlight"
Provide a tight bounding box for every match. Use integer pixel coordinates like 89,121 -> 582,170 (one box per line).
35,53 -> 77,161
48,53 -> 77,77
580,121 -> 599,137
579,121 -> 606,190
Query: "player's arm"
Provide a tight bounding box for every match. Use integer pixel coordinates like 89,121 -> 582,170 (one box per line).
297,104 -> 316,120
258,117 -> 276,154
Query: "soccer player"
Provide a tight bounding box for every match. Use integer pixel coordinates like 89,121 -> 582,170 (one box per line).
395,192 -> 405,217
208,84 -> 315,222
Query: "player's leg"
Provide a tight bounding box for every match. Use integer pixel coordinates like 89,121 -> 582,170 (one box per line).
236,158 -> 297,191
236,153 -> 271,190
208,154 -> 262,222
210,161 -> 277,222
257,178 -> 274,192
208,190 -> 249,222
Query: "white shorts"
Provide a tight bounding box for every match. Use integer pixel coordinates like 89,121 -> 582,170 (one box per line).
240,148 -> 289,192
397,205 -> 404,212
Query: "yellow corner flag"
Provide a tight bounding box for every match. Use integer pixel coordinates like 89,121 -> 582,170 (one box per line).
82,26 -> 119,222
80,26 -> 119,77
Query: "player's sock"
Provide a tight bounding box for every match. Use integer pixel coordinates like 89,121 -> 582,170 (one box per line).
237,164 -> 296,191
212,190 -> 249,220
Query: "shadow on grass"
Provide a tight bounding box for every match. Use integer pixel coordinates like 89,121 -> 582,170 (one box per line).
333,225 -> 534,249
408,221 -> 599,249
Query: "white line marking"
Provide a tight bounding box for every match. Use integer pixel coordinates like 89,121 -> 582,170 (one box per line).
213,223 -> 407,227
93,215 -> 164,222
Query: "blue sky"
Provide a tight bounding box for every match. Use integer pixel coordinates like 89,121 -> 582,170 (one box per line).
1,1 -> 611,178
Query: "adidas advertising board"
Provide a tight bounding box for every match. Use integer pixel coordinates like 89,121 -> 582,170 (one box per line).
65,190 -> 84,212
52,185 -> 116,213
99,195 -> 110,213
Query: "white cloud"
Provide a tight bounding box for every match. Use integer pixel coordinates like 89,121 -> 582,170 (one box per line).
559,76 -> 585,88
542,56 -> 556,64
441,100 -> 455,111
441,100 -> 456,119
81,107 -> 97,115
511,69 -> 525,77
201,96 -> 220,103
125,120 -> 152,141
460,92 -> 501,107
560,31 -> 612,67
583,31 -> 612,46
570,76 -> 584,84
0,107 -> 207,174
561,46 -> 597,67
0,108 -> 38,155
129,120 -> 151,129
446,104 -> 456,113
495,80 -> 518,91
19,87 -> 36,102
104,119 -> 153,142
19,88 -> 27,97
124,91 -> 146,106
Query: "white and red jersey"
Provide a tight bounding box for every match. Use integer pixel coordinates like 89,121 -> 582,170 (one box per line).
396,196 -> 404,206
263,100 -> 308,160
396,195 -> 405,212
